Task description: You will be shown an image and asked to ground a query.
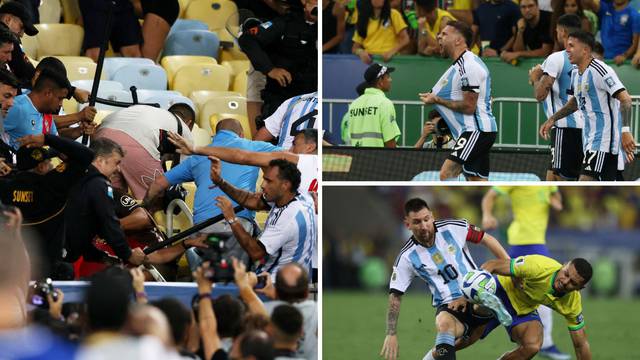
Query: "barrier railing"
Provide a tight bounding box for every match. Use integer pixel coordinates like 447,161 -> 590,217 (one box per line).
324,96 -> 640,148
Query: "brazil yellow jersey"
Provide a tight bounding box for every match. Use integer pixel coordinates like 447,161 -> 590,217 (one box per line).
498,255 -> 585,331
352,9 -> 408,54
494,186 -> 558,246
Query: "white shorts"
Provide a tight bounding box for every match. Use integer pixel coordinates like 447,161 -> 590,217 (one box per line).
247,65 -> 266,102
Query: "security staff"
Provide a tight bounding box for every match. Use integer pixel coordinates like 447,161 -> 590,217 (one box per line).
63,138 -> 146,272
0,133 -> 94,278
347,63 -> 401,147
0,1 -> 39,88
238,0 -> 318,121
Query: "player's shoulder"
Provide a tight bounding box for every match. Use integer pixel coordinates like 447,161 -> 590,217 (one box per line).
460,51 -> 486,72
545,50 -> 566,64
587,58 -> 612,78
518,254 -> 562,268
434,218 -> 469,230
394,237 -> 417,265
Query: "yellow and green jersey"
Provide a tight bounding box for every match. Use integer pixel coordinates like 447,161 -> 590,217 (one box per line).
498,255 -> 585,331
494,186 -> 558,246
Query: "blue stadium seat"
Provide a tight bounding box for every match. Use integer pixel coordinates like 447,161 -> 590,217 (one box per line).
77,89 -> 133,112
111,63 -> 168,90
138,92 -> 197,113
104,57 -> 156,79
71,80 -> 124,93
168,19 -> 208,36
163,30 -> 220,58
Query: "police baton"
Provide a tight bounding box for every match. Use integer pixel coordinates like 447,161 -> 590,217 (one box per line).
143,205 -> 245,254
82,0 -> 116,145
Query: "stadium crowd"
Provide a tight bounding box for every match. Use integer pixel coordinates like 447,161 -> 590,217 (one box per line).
324,0 -> 640,66
0,0 -> 318,359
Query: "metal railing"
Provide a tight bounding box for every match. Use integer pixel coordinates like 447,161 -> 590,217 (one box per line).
324,96 -> 640,148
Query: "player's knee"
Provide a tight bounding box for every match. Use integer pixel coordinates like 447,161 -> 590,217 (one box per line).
520,339 -> 543,357
439,167 -> 452,181
435,316 -> 455,333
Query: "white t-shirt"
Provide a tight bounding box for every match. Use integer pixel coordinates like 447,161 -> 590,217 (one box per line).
264,93 -> 318,150
265,300 -> 318,360
258,194 -> 316,277
99,105 -> 193,160
297,154 -> 318,194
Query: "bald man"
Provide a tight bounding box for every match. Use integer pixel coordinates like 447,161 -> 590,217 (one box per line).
144,118 -> 284,270
262,263 -> 317,360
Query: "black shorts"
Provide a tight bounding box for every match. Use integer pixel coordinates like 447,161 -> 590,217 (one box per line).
581,150 -> 617,180
448,131 -> 497,179
80,0 -> 142,51
435,303 -> 493,338
549,127 -> 583,179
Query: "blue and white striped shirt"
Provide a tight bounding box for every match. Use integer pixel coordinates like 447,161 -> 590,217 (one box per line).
570,58 -> 625,154
430,51 -> 497,139
541,50 -> 583,129
258,194 -> 317,277
264,92 -> 318,150
389,219 -> 481,307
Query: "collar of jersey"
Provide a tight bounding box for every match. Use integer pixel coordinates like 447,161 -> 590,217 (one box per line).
548,270 -> 560,297
452,50 -> 468,66
364,88 -> 385,96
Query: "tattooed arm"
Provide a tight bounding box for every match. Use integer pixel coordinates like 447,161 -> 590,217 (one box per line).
615,89 -> 636,160
539,97 -> 578,140
380,292 -> 403,360
209,156 -> 271,211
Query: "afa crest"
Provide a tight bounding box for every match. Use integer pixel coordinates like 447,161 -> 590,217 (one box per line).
432,252 -> 444,264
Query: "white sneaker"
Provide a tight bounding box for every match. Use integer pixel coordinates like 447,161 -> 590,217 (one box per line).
478,291 -> 513,326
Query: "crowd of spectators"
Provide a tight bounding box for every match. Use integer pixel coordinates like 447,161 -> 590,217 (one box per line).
323,0 -> 640,67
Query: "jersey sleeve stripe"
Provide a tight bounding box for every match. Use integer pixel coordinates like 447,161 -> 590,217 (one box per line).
393,239 -> 414,267
568,322 -> 585,331
510,258 -> 515,276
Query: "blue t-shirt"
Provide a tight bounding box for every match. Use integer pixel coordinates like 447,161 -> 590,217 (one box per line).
4,94 -> 58,149
599,1 -> 640,59
165,130 -> 282,223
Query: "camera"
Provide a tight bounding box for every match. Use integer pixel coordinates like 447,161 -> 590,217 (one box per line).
202,235 -> 235,283
254,274 -> 268,289
29,278 -> 58,310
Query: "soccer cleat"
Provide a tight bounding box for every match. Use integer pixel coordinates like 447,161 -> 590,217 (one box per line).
477,291 -> 513,327
539,345 -> 572,360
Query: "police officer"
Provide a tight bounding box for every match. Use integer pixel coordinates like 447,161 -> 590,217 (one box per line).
0,133 -> 94,278
63,137 -> 146,274
346,63 -> 401,147
238,0 -> 318,123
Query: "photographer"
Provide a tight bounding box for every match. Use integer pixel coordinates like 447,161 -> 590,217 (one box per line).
208,157 -> 316,278
414,110 -> 455,149
238,0 -> 318,123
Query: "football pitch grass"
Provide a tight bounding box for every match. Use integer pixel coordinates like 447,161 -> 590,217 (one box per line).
323,291 -> 640,359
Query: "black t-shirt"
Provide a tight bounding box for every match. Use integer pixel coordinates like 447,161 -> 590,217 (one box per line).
113,189 -> 140,218
522,11 -> 553,51
473,0 -> 521,51
323,1 -> 338,53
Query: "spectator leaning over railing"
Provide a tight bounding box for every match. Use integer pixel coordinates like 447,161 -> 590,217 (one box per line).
352,0 -> 409,64
415,0 -> 456,56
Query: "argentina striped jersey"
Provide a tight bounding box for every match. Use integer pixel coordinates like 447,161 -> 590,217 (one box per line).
430,51 -> 497,139
257,194 -> 317,277
540,50 -> 583,128
389,219 -> 483,307
570,59 -> 625,154
264,92 -> 318,150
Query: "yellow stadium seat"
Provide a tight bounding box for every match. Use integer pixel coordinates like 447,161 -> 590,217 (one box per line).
210,113 -> 252,140
189,89 -> 242,110
60,0 -> 81,24
62,98 -> 77,115
216,30 -> 249,62
178,0 -> 192,18
93,110 -> 113,126
172,63 -> 231,96
185,0 -> 237,31
255,211 -> 268,230
192,123 -> 213,145
22,35 -> 38,59
231,70 -> 247,96
39,0 -> 62,23
35,24 -> 84,57
198,95 -> 246,128
160,55 -> 217,87
220,60 -> 250,77
60,61 -> 106,82
48,55 -> 94,63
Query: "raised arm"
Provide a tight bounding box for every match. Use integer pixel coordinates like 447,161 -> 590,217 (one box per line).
209,156 -> 270,211
569,328 -> 592,360
380,292 -> 403,360
197,146 -> 298,167
481,188 -> 499,230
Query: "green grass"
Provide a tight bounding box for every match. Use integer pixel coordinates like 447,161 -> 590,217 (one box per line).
323,291 -> 640,359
